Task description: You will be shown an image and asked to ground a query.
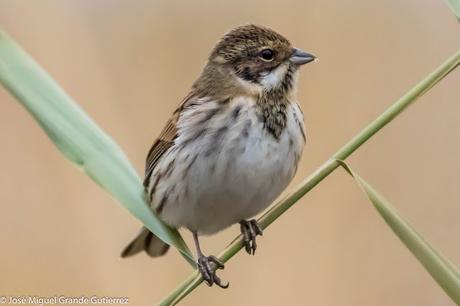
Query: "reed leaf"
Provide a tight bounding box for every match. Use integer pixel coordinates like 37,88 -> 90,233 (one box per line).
338,161 -> 460,304
447,0 -> 460,20
0,31 -> 195,266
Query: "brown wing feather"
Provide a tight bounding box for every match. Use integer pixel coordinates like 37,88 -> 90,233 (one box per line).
143,93 -> 196,188
143,112 -> 178,187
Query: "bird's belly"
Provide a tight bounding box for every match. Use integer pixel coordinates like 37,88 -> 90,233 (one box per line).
151,103 -> 304,235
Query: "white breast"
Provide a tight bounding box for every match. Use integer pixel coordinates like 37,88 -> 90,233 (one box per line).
150,97 -> 306,235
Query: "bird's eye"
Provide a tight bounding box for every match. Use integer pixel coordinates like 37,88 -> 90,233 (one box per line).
259,48 -> 275,61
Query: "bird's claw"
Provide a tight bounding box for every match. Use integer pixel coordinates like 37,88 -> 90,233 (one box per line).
197,255 -> 229,289
240,219 -> 263,255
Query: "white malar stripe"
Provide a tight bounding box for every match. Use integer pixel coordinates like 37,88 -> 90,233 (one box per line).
259,63 -> 289,89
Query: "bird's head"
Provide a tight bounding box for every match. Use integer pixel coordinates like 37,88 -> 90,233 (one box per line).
207,24 -> 316,95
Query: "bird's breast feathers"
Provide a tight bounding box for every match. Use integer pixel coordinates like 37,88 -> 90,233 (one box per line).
147,96 -> 306,234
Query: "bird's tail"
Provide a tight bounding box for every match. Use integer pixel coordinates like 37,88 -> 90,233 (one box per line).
121,227 -> 170,258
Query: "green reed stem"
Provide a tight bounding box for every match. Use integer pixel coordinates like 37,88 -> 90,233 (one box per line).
157,49 -> 460,305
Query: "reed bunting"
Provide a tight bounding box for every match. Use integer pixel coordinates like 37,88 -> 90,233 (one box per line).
122,24 -> 316,288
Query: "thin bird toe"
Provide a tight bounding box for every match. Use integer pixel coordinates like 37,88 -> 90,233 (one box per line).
197,256 -> 228,288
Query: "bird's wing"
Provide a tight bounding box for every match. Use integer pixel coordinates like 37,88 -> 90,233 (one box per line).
143,94 -> 195,187
143,113 -> 178,187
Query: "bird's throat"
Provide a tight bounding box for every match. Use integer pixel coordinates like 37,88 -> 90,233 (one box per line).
256,89 -> 289,140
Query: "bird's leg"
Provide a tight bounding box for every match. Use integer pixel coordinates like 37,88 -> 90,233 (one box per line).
192,231 -> 228,288
239,219 -> 263,255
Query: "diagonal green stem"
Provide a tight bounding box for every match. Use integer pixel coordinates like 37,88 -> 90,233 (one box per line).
157,49 -> 460,306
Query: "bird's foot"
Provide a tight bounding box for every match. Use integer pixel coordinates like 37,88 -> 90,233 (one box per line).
197,255 -> 229,288
240,219 -> 263,255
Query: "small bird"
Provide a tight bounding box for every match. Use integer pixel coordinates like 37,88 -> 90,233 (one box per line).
121,24 -> 315,288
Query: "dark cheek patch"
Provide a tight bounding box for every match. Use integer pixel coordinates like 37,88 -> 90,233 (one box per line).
238,66 -> 259,83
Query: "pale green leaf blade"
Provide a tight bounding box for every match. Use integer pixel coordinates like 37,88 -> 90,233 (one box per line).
338,161 -> 460,303
447,0 -> 460,21
0,31 -> 195,266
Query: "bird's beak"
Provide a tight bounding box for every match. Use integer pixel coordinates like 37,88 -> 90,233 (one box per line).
289,48 -> 316,66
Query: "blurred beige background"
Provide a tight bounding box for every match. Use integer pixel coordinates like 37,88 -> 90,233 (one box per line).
1,0 -> 460,305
